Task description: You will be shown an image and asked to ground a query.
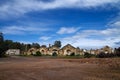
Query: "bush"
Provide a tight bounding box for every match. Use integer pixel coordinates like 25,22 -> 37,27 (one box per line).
70,52 -> 75,56
96,52 -> 116,58
96,52 -> 106,58
114,47 -> 120,57
52,52 -> 57,56
115,52 -> 120,57
34,51 -> 42,56
0,52 -> 7,57
108,53 -> 115,57
84,52 -> 92,58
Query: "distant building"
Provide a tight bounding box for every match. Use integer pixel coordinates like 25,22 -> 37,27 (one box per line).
59,44 -> 84,55
60,44 -> 76,55
27,48 -> 37,55
6,49 -> 20,55
48,45 -> 60,55
100,46 -> 113,54
27,44 -> 84,56
39,45 -> 48,55
27,44 -> 114,56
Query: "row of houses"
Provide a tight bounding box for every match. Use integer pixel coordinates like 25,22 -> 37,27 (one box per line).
27,44 -> 113,56
27,44 -> 83,56
6,44 -> 113,56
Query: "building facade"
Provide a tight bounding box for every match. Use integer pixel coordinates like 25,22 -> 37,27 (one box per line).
6,49 -> 20,55
27,44 -> 84,56
27,44 -> 114,56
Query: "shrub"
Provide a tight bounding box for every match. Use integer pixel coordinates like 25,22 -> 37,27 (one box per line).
70,52 -> 75,56
84,52 -> 92,58
96,52 -> 106,58
34,51 -> 42,56
108,53 -> 115,57
115,52 -> 120,57
52,52 -> 57,56
114,47 -> 120,57
0,52 -> 7,57
96,52 -> 116,58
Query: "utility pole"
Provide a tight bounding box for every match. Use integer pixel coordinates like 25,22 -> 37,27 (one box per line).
25,44 -> 28,55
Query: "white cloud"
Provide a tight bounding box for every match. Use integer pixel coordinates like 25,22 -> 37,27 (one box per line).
57,27 -> 80,34
101,28 -> 120,36
0,0 -> 120,19
61,21 -> 120,48
1,26 -> 51,35
39,36 -> 51,41
110,21 -> 120,27
62,37 -> 111,49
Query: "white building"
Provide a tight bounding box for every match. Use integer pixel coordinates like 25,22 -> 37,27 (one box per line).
6,49 -> 20,55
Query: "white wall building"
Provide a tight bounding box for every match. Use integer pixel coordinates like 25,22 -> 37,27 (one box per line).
6,49 -> 20,55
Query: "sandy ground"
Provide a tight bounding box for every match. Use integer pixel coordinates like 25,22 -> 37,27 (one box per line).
0,56 -> 120,80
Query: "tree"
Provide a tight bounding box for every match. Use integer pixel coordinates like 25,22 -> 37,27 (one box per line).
27,44 -> 32,50
32,43 -> 40,49
0,39 -> 28,57
41,45 -> 46,48
115,47 -> 120,57
0,40 -> 11,57
0,42 -> 6,57
20,43 -> 26,54
54,41 -> 61,48
8,42 -> 21,49
0,32 -> 4,42
0,33 -> 6,57
0,33 -> 33,57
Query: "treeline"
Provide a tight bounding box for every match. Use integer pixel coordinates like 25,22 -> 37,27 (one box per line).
0,32 -> 62,57
0,39 -> 40,57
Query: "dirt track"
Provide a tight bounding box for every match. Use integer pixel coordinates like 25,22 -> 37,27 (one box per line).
0,56 -> 120,80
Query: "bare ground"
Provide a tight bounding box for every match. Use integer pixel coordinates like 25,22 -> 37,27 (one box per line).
0,56 -> 120,80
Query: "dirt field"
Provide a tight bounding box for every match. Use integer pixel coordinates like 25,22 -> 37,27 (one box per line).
0,56 -> 120,80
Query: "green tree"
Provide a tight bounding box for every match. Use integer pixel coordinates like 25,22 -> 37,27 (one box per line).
54,41 -> 61,48
27,44 -> 32,50
0,42 -> 5,57
115,47 -> 120,57
8,42 -> 21,49
0,40 -> 14,57
0,32 -> 4,42
32,43 -> 40,49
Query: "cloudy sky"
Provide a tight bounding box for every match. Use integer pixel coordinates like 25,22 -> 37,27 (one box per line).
0,0 -> 120,49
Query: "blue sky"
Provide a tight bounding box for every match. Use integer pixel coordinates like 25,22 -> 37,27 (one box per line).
0,0 -> 120,49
